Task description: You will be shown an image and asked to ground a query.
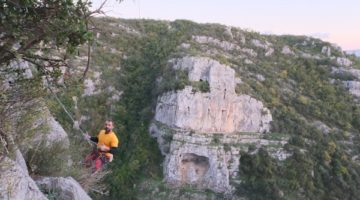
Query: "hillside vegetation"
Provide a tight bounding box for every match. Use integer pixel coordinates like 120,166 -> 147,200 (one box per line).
49,17 -> 360,199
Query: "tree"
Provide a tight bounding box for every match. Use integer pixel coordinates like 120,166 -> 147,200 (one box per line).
0,0 -> 115,78
0,0 -> 112,164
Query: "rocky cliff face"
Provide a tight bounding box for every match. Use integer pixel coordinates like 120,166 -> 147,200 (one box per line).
36,177 -> 92,200
12,98 -> 70,149
0,60 -> 92,200
332,67 -> 360,98
137,20 -> 360,196
151,56 -> 284,192
155,56 -> 272,134
0,157 -> 47,200
149,124 -> 288,193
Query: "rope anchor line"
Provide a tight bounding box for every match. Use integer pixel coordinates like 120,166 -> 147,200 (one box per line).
45,77 -> 93,145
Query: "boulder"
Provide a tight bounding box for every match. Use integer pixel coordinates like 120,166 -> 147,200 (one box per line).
36,177 -> 91,200
281,46 -> 295,55
337,57 -> 352,67
321,46 -> 331,57
0,157 -> 47,200
343,81 -> 360,97
192,35 -> 241,51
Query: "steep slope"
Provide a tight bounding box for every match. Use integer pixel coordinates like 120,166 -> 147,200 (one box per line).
51,17 -> 360,199
0,57 -> 93,199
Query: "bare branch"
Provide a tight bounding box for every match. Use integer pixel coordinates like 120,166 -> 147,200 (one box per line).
86,0 -> 108,17
81,42 -> 92,81
25,54 -> 65,63
17,33 -> 46,53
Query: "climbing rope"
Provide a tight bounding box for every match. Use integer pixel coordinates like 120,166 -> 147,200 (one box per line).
45,76 -> 94,145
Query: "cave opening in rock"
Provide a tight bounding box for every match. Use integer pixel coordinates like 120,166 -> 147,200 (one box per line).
179,153 -> 210,184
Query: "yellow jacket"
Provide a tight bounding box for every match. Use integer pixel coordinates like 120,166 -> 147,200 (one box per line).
97,130 -> 119,158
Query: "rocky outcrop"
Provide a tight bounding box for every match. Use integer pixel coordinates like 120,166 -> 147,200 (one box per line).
0,157 -> 47,200
332,67 -> 360,98
156,88 -> 271,133
11,99 -> 70,164
223,26 -> 233,39
1,78 -> 71,174
0,134 -> 90,200
15,149 -> 28,173
36,177 -> 92,200
321,46 -> 331,57
152,56 -> 277,193
192,35 -> 240,51
150,123 -> 288,193
82,72 -> 102,97
165,141 -> 230,192
311,121 -> 332,135
155,57 -> 272,134
281,46 -> 295,55
343,81 -> 360,97
192,35 -> 258,57
337,57 -> 352,67
0,50 -> 89,200
251,39 -> 274,56
251,39 -> 271,49
0,99 -> 90,200
332,67 -> 360,78
8,98 -> 69,150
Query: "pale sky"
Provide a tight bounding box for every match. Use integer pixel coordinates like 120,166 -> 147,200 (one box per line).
90,0 -> 360,50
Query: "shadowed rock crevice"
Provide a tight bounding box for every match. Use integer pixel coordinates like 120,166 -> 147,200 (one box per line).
179,153 -> 210,185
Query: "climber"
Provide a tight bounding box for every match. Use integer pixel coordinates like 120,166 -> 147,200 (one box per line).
84,120 -> 119,172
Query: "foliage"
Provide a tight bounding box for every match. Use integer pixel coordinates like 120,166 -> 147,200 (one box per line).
45,17 -> 360,200
84,18 -> 360,199
0,0 -> 95,167
26,141 -> 69,176
0,0 -> 101,86
103,19 -> 189,199
236,54 -> 360,199
41,187 -> 61,200
191,80 -> 210,93
0,0 -> 94,73
239,148 -> 282,200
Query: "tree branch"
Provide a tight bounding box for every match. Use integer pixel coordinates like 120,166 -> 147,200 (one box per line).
86,0 -> 108,17
81,42 -> 92,81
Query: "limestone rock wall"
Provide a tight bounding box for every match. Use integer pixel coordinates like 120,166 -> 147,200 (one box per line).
150,123 -> 288,193
155,56 -> 272,134
36,177 -> 92,200
0,57 -> 94,199
8,98 -> 69,151
165,142 -> 230,192
332,67 -> 360,98
0,157 -> 47,200
152,56 -> 277,193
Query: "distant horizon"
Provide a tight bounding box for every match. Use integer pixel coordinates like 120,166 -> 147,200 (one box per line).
94,15 -> 360,52
90,0 -> 360,51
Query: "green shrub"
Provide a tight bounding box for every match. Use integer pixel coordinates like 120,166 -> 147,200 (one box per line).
26,141 -> 69,176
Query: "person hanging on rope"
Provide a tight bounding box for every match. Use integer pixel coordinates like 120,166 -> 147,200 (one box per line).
84,120 -> 119,172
